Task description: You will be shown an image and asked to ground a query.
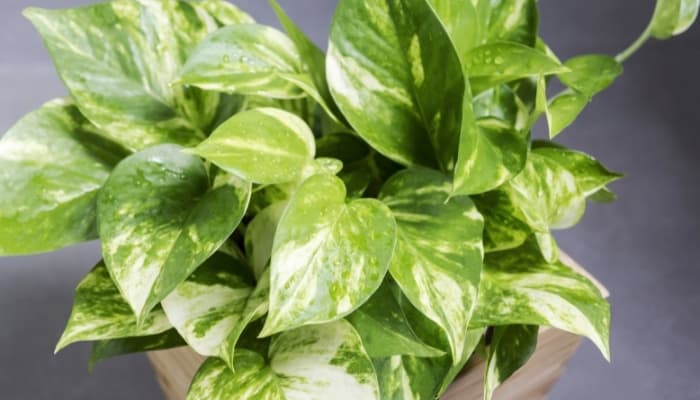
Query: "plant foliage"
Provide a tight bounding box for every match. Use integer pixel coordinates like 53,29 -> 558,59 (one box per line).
1,0 -> 696,398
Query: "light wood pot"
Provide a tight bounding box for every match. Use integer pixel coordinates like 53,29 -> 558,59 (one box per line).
147,253 -> 608,400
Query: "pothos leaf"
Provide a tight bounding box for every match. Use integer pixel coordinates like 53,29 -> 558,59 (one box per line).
466,42 -> 568,94
532,141 -> 623,196
379,168 -> 484,364
187,320 -> 380,400
97,144 -> 251,321
427,0 -> 482,57
651,0 -> 700,39
327,0 -> 465,170
161,252 -> 253,359
0,99 -> 114,255
55,262 -> 171,352
546,90 -> 590,138
261,173 -> 396,336
347,280 -> 444,358
483,325 -> 539,400
179,23 -> 305,99
24,1 -> 220,150
192,108 -> 316,184
559,55 -> 623,97
88,329 -> 185,371
472,241 -> 610,360
486,0 -> 539,47
473,190 -> 531,253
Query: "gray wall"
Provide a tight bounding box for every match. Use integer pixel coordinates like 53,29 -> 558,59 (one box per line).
1,1 -> 698,399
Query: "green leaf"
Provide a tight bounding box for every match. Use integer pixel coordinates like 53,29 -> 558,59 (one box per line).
373,294 -> 485,399
347,281 -> 444,358
244,202 -> 288,279
327,0 -> 466,169
428,0 -> 482,57
559,55 -> 623,96
98,144 -> 251,321
379,168 -> 484,363
453,84 -> 530,196
472,241 -> 610,360
532,142 -> 623,196
268,0 -> 344,123
466,42 -> 568,94
486,0 -> 539,47
187,320 -> 380,400
196,0 -> 254,25
590,187 -> 618,203
88,329 -> 185,370
192,108 -> 315,184
161,253 -> 253,358
56,262 -> 171,352
24,1 -> 220,150
504,153 -> 586,232
473,191 -> 531,253
651,0 -> 700,39
179,24 -> 305,99
546,90 -> 589,138
261,173 -> 396,336
0,100 -> 113,255
483,325 -> 538,400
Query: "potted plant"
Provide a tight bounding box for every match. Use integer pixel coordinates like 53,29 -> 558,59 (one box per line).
1,0 -> 695,398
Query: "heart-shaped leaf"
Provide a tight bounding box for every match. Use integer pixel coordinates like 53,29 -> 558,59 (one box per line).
56,262 -> 171,352
192,108 -> 315,184
187,320 -> 380,400
98,144 -> 250,321
651,0 -> 700,39
327,0 -> 465,170
0,99 -> 115,255
261,173 -> 396,336
179,23 -> 305,99
472,241 -> 610,360
25,1 -> 221,150
483,325 -> 539,400
379,168 -> 484,364
347,280 -> 444,358
559,55 -> 623,96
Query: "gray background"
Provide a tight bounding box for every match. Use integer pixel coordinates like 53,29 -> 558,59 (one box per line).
1,0 -> 698,398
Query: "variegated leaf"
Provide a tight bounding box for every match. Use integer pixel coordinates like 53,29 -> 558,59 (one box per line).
486,0 -> 538,46
483,325 -> 538,400
261,174 -> 396,336
97,144 -> 251,321
373,294 -> 485,399
427,0 -> 482,57
532,141 -> 623,196
466,42 -> 568,94
196,0 -> 254,25
56,262 -> 171,352
651,0 -> 700,39
88,329 -> 185,370
472,241 -> 610,360
187,320 -> 380,400
25,1 -> 220,150
192,108 -> 315,184
0,99 -> 115,255
347,280 -> 444,358
546,90 -> 589,138
269,0 -> 345,123
558,55 -> 623,97
161,252 -> 253,358
244,202 -> 288,279
379,168 -> 484,364
472,191 -> 531,253
504,152 -> 586,232
327,0 -> 465,170
179,23 -> 305,99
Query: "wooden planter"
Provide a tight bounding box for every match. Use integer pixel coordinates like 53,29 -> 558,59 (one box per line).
148,253 -> 607,400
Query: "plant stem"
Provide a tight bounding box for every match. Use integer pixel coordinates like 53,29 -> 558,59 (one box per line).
615,20 -> 653,63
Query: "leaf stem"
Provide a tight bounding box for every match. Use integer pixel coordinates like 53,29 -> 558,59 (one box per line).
615,19 -> 654,63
